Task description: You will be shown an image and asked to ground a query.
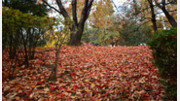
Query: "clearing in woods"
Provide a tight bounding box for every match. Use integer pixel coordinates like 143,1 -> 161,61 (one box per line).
2,45 -> 164,100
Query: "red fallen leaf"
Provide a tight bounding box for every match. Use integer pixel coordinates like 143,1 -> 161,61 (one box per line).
102,92 -> 108,97
100,85 -> 104,88
24,97 -> 30,101
120,88 -> 124,92
90,97 -> 96,101
61,93 -> 65,96
48,93 -> 52,96
141,72 -> 149,76
70,72 -> 76,76
57,95 -> 62,99
49,97 -> 55,101
37,81 -> 42,85
93,90 -> 98,93
141,96 -> 150,100
51,86 -> 55,91
65,88 -> 71,92
26,92 -> 31,96
67,98 -> 71,101
73,85 -> 79,89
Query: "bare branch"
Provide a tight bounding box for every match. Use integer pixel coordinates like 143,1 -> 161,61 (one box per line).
42,0 -> 61,14
56,0 -> 69,18
154,0 -> 163,8
88,0 -> 94,8
110,0 -> 119,12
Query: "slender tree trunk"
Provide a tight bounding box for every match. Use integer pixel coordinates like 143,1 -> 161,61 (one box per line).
21,32 -> 29,68
161,7 -> 177,27
148,0 -> 157,31
24,45 -> 29,68
8,54 -> 17,80
48,45 -> 61,81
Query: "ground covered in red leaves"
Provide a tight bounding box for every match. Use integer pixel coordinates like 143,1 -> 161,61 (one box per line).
2,45 -> 165,100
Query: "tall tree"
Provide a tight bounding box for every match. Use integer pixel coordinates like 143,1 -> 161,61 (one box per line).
89,0 -> 114,45
128,0 -> 160,31
147,0 -> 157,31
41,0 -> 94,45
155,0 -> 177,27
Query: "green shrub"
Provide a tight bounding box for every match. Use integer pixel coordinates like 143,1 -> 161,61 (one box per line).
2,7 -> 55,77
147,27 -> 177,100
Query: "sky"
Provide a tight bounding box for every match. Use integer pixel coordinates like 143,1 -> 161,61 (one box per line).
48,0 -> 127,17
113,0 -> 127,7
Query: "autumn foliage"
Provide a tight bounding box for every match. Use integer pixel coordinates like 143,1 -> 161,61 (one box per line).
2,44 -> 165,100
2,0 -> 177,100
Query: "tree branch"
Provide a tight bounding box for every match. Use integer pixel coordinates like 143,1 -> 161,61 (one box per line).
79,0 -> 94,26
86,0 -> 94,20
88,0 -> 94,8
42,0 -> 61,14
154,0 -> 163,8
56,0 -> 69,18
72,0 -> 78,26
78,0 -> 90,27
110,0 -> 119,12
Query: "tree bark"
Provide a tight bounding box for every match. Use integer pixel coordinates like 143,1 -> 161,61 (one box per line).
69,0 -> 94,45
69,25 -> 84,45
155,0 -> 177,27
161,7 -> 177,27
147,0 -> 157,31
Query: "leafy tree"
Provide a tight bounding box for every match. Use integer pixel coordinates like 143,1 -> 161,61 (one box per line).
39,0 -> 94,46
2,7 -> 55,79
122,0 -> 165,32
89,0 -> 114,29
87,0 -> 115,46
43,24 -> 71,81
120,21 -> 151,46
2,0 -> 49,17
107,4 -> 153,46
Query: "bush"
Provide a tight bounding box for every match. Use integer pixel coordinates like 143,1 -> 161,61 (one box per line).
2,7 -> 55,79
147,27 -> 177,100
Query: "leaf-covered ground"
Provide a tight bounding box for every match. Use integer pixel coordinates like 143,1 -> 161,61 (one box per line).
2,44 -> 165,100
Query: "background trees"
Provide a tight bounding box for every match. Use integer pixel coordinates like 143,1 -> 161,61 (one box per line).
155,0 -> 177,27
2,0 -> 49,17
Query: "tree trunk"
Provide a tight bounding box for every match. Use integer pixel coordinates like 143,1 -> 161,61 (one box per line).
42,0 -> 94,46
48,45 -> 61,81
69,25 -> 84,46
148,0 -> 157,31
161,7 -> 177,27
24,45 -> 29,68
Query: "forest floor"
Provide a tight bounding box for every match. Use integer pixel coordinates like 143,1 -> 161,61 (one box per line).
2,44 -> 165,100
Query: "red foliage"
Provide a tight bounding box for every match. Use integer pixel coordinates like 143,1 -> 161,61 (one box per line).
2,45 -> 164,100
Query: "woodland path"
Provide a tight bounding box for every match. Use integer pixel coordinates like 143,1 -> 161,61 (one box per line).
2,45 -> 164,100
